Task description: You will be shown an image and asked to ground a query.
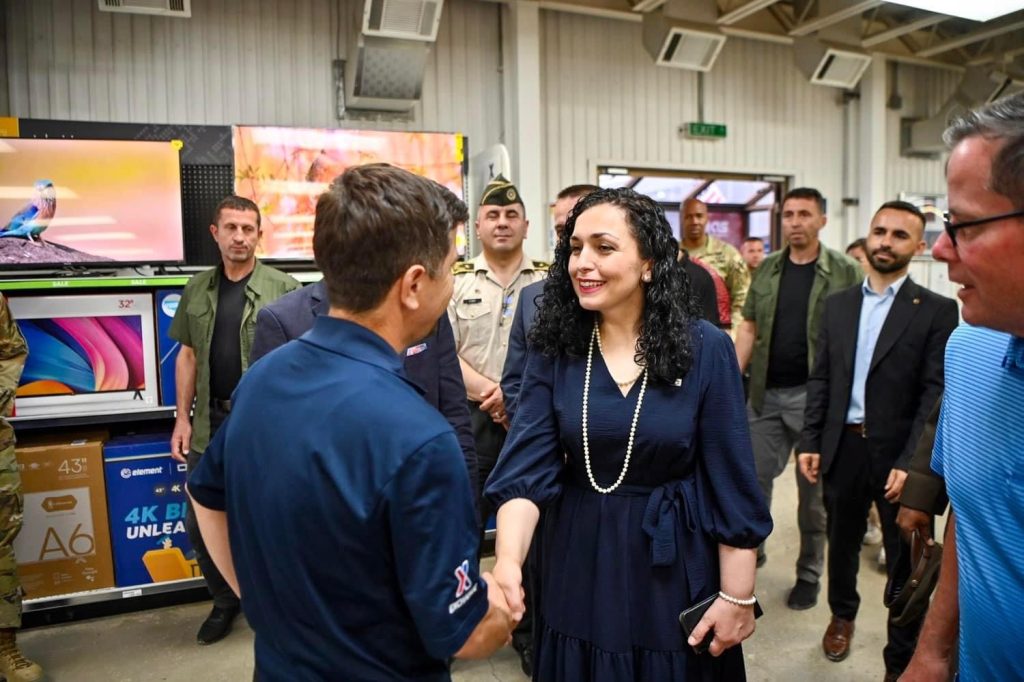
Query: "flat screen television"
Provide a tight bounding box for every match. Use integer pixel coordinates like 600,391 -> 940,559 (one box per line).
8,294 -> 160,418
233,126 -> 466,261
0,138 -> 184,269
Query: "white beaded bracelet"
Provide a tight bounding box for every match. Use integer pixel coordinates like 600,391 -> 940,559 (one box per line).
718,591 -> 757,606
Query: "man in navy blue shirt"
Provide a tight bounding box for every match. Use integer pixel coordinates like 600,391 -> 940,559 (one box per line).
249,186 -> 479,509
188,164 -> 515,681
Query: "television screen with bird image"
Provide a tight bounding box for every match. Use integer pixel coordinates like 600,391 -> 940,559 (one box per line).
0,138 -> 184,269
7,294 -> 160,419
233,126 -> 466,261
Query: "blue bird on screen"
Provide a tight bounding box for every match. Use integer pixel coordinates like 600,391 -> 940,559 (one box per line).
2,179 -> 57,243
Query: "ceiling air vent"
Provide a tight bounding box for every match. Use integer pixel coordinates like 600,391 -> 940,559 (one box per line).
362,0 -> 444,42
795,38 -> 871,89
642,13 -> 726,72
98,0 -> 190,18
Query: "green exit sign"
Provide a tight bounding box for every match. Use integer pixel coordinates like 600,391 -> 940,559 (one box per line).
685,122 -> 727,139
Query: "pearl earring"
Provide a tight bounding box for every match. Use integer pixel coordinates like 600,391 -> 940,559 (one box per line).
642,272 -> 651,283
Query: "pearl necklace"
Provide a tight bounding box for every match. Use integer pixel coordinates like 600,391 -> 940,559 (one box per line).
595,326 -> 644,388
583,322 -> 648,494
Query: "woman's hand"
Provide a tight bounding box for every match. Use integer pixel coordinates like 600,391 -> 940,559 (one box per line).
687,597 -> 756,657
491,557 -> 526,621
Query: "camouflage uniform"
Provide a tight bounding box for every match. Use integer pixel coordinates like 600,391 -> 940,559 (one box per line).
0,294 -> 27,628
683,234 -> 751,332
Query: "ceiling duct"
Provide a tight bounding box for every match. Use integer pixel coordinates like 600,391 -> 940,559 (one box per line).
903,67 -> 1016,156
97,0 -> 190,18
361,0 -> 444,42
344,0 -> 444,112
794,16 -> 872,88
641,0 -> 726,72
344,34 -> 431,112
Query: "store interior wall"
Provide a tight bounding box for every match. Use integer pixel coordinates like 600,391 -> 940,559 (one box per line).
2,0 -> 959,259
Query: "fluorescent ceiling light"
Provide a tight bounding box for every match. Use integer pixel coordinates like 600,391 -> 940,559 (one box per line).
882,1 -> 1024,22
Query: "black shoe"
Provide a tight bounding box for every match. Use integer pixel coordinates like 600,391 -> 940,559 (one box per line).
787,579 -> 820,610
517,645 -> 533,677
197,605 -> 239,645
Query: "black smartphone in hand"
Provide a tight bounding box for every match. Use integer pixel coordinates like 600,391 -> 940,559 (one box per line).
678,594 -> 764,654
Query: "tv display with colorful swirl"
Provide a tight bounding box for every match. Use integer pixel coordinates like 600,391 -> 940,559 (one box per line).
7,294 -> 159,419
16,315 -> 146,397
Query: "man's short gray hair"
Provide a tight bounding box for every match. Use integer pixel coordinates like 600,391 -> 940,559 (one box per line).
944,91 -> 1024,209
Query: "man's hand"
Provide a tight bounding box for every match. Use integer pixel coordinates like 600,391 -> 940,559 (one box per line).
170,418 -> 192,463
687,598 -> 756,657
797,453 -> 821,484
884,468 -> 908,503
896,507 -> 934,545
479,384 -> 507,424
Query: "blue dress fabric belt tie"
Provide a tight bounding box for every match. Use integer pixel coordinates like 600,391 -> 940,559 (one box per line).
571,477 -> 710,603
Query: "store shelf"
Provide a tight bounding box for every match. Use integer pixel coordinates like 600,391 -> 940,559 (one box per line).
24,577 -> 206,613
0,275 -> 192,291
11,406 -> 177,431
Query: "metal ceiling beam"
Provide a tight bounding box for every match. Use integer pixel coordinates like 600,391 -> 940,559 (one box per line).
718,0 -> 780,25
969,45 -> 1024,66
861,13 -> 947,48
628,0 -> 665,12
789,0 -> 881,37
918,14 -> 1024,58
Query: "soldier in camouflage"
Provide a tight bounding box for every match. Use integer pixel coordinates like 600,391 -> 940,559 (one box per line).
0,292 -> 42,682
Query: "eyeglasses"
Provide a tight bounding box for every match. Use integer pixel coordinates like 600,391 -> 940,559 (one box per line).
942,209 -> 1024,246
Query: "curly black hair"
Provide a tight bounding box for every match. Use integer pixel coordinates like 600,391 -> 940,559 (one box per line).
529,187 -> 698,384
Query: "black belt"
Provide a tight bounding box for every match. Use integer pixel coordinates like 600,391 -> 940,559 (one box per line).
845,423 -> 865,437
211,398 -> 232,413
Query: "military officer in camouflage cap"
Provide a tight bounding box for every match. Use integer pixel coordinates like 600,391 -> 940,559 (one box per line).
449,174 -> 546,673
0,293 -> 42,682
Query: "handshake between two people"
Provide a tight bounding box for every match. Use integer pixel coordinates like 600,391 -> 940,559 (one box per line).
454,568 -> 522,660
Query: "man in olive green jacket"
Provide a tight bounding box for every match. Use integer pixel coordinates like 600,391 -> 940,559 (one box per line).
170,196 -> 300,645
735,187 -> 861,610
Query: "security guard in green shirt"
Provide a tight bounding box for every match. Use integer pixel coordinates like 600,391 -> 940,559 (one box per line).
735,187 -> 861,612
0,293 -> 42,682
169,195 -> 299,646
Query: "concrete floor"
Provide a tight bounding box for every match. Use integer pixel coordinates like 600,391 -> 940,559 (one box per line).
20,461 -> 920,681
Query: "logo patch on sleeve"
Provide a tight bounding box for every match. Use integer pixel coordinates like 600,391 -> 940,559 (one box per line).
448,559 -> 479,614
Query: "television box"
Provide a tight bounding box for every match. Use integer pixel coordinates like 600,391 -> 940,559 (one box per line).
155,289 -> 183,407
14,431 -> 115,599
8,293 -> 160,419
0,137 -> 184,269
104,434 -> 199,587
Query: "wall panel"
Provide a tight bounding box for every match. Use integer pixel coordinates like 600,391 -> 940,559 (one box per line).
885,64 -> 960,200
3,0 -> 502,150
539,10 -> 849,245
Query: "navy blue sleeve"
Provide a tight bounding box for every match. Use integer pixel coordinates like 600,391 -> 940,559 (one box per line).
485,349 -> 564,509
187,417 -> 229,511
500,287 -> 530,421
385,431 -> 488,660
434,315 -> 479,503
695,323 -> 773,548
250,305 -> 289,365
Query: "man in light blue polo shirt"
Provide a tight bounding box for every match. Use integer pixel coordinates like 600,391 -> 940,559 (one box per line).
188,164 -> 515,681
903,92 -> 1024,681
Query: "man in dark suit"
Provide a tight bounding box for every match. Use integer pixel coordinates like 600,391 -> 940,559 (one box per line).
249,189 -> 479,506
796,200 -> 959,680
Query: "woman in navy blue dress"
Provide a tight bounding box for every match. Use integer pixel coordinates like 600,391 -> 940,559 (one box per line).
485,188 -> 772,681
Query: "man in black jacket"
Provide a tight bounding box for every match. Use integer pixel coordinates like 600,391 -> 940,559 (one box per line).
796,200 -> 958,680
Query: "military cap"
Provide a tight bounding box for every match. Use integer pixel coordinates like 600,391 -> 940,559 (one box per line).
479,174 -> 523,208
